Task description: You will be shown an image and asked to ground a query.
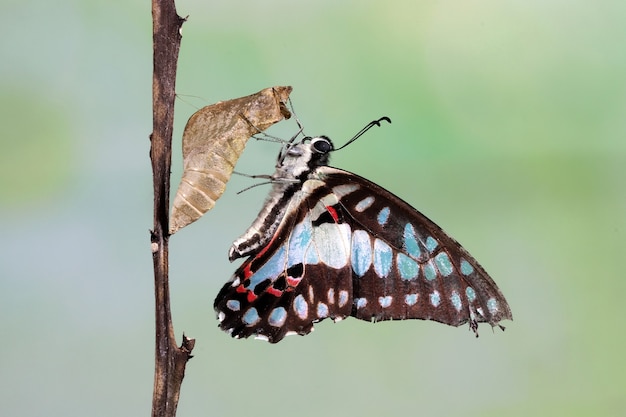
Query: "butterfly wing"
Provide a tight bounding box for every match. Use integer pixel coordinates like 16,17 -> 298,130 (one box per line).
320,167 -> 512,332
214,167 -> 512,343
214,182 -> 356,343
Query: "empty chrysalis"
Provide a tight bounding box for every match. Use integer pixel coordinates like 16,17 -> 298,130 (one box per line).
169,86 -> 292,234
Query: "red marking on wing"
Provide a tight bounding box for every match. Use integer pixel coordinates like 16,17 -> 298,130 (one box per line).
287,277 -> 302,287
239,234 -> 279,279
243,264 -> 253,279
326,205 -> 339,222
267,287 -> 282,297
246,291 -> 257,302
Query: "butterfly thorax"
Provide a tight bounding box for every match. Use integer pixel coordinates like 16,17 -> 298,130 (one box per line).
228,136 -> 334,261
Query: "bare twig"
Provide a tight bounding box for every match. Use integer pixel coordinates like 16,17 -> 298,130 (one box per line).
150,1 -> 194,417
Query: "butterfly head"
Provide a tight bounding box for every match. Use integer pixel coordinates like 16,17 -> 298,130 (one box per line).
275,135 -> 335,181
274,116 -> 391,182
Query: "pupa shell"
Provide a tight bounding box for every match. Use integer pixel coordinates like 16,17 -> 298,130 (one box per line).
169,86 -> 292,234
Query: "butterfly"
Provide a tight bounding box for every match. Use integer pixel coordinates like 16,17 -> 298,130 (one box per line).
214,116 -> 512,343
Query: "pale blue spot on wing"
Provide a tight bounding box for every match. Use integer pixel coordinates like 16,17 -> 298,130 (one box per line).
377,207 -> 390,226
248,246 -> 286,290
450,291 -> 462,312
351,230 -> 372,277
460,259 -> 474,275
403,223 -> 421,258
242,308 -> 260,326
294,294 -> 308,319
226,300 -> 240,311
373,239 -> 393,278
466,287 -> 476,302
268,307 -> 287,327
305,244 -> 320,265
434,252 -> 453,277
423,260 -> 437,281
355,298 -> 367,309
397,253 -> 419,280
378,296 -> 392,308
405,293 -> 418,306
355,196 -> 375,212
317,302 -> 329,318
430,291 -> 441,307
338,290 -> 349,307
425,236 -> 438,253
288,217 -> 314,267
487,297 -> 498,314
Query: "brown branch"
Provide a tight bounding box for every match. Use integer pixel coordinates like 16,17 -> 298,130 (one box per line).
150,1 -> 194,417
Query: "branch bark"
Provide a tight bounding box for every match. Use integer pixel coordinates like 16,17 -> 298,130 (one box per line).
150,1 -> 194,417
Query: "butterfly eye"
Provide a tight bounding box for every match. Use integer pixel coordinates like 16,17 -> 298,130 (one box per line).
312,137 -> 333,154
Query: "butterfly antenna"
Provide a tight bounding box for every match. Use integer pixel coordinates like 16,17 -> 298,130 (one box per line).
335,116 -> 391,151
233,171 -> 272,180
232,171 -> 272,194
236,181 -> 275,194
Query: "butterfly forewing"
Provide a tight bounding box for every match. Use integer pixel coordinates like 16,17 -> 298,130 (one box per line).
320,168 -> 511,330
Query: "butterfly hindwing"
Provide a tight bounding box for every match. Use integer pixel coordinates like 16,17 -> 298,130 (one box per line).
214,184 -> 355,343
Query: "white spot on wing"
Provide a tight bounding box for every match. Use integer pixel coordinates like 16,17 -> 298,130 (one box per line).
332,184 -> 359,197
327,288 -> 335,304
378,296 -> 392,308
314,223 -> 351,269
310,194 -> 340,221
355,196 -> 375,212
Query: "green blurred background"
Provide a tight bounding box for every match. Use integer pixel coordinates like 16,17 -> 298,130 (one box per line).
1,0 -> 625,416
